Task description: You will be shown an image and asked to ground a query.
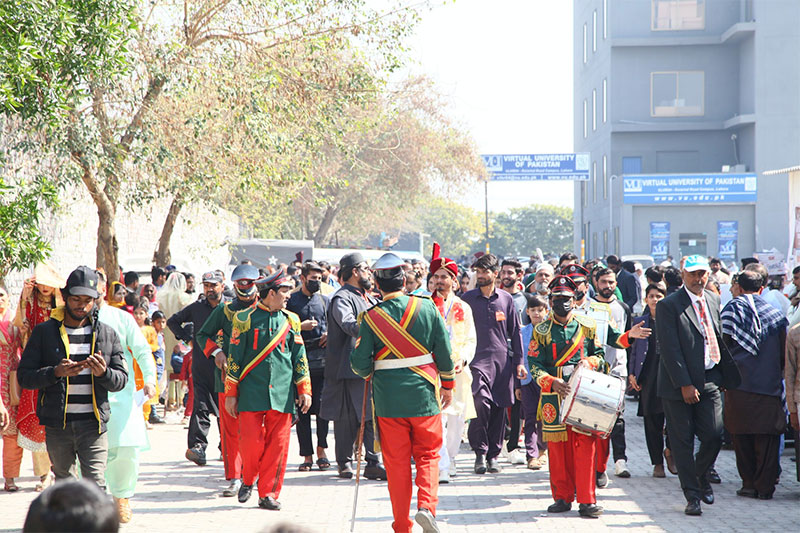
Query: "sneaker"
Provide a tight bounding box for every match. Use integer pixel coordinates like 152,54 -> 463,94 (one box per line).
614,459 -> 631,478
185,447 -> 207,466
596,471 -> 609,488
222,479 -> 242,497
449,462 -> 457,477
439,468 -> 450,484
414,508 -> 440,533
509,449 -> 526,465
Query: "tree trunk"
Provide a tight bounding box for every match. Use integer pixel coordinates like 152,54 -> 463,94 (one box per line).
154,195 -> 183,266
313,204 -> 339,246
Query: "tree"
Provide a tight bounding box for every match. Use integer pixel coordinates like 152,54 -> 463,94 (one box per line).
0,176 -> 57,281
488,204 -> 573,258
1,0 -> 427,276
263,76 -> 487,246
416,197 -> 483,258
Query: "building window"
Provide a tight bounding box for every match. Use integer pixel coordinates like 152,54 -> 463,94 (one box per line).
583,23 -> 587,64
603,0 -> 608,39
593,161 -> 597,204
614,226 -> 620,255
592,89 -> 597,131
602,78 -> 607,123
603,230 -> 609,255
593,10 -> 597,52
652,0 -> 705,31
651,71 -> 704,117
592,232 -> 598,258
603,155 -> 608,199
583,99 -> 588,138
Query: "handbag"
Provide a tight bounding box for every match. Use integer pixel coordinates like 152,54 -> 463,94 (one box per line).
8,370 -> 21,406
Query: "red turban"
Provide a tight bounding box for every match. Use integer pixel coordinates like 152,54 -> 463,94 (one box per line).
429,242 -> 458,278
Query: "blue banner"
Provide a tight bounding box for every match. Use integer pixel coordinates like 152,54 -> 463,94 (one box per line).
623,173 -> 757,204
481,153 -> 590,181
650,222 -> 670,260
717,221 -> 738,260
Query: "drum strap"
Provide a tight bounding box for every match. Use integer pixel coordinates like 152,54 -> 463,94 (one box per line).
538,367 -> 568,442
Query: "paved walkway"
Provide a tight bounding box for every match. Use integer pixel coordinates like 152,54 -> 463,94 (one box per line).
1,404 -> 798,532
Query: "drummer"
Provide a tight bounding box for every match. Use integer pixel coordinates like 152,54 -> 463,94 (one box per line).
527,275 -> 609,518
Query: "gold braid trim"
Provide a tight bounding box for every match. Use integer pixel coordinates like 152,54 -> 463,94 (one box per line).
231,307 -> 256,334
533,320 -> 553,345
223,302 -> 236,322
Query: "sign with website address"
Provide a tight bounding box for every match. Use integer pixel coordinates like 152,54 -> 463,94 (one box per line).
481,153 -> 590,181
623,173 -> 757,204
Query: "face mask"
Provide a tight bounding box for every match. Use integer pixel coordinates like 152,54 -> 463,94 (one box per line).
306,280 -> 321,293
573,290 -> 585,301
551,297 -> 573,317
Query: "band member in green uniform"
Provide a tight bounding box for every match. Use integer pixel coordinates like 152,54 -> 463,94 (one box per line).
224,269 -> 311,511
196,264 -> 260,497
351,253 -> 455,533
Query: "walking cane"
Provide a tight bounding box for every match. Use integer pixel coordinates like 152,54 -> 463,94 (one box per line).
350,379 -> 370,532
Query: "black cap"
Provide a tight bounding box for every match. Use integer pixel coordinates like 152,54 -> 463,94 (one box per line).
339,253 -> 366,271
65,266 -> 100,299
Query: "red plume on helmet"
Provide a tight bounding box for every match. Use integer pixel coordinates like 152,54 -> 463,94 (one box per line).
429,242 -> 458,278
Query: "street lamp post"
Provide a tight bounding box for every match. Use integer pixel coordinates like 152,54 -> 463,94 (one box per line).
609,174 -> 618,256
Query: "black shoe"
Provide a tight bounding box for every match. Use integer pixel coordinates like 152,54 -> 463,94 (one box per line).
578,503 -> 604,518
595,471 -> 608,488
685,499 -> 702,516
701,483 -> 714,505
149,410 -> 166,424
258,496 -> 281,510
185,447 -> 207,466
547,499 -> 572,513
757,492 -> 773,500
486,457 -> 502,474
474,453 -> 487,475
338,462 -> 353,479
364,463 -> 387,480
706,468 -> 721,484
736,487 -> 758,499
237,483 -> 253,503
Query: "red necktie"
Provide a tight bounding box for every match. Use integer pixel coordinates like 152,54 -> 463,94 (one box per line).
697,298 -> 721,364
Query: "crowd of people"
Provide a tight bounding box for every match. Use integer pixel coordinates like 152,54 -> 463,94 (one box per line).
0,245 -> 799,532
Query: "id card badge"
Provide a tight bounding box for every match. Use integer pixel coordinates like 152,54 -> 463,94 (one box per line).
495,311 -> 506,322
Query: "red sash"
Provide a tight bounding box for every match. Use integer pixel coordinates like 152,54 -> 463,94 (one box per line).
363,298 -> 438,386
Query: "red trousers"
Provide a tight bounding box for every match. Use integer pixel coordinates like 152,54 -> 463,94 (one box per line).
595,435 -> 610,473
218,393 -> 242,480
239,410 -> 291,499
378,414 -> 442,533
547,427 -> 597,504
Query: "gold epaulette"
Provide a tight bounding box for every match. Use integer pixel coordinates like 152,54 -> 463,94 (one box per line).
533,319 -> 554,345
222,302 -> 236,322
573,313 -> 597,339
231,307 -> 256,334
281,308 -> 302,332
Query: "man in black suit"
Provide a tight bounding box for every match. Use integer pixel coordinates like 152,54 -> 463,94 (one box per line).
607,256 -> 641,311
655,255 -> 740,516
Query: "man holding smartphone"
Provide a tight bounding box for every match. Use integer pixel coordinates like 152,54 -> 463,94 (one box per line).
17,266 -> 128,489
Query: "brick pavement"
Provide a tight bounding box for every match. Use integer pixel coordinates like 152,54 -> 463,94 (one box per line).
1,405 -> 798,532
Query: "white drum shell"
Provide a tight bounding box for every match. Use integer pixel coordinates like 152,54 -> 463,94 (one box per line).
560,366 -> 624,438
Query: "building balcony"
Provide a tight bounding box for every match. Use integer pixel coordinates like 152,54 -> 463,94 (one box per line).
611,113 -> 754,133
611,22 -> 755,48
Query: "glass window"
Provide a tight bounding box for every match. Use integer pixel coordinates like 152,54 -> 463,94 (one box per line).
603,0 -> 608,38
603,155 -> 608,199
603,79 -> 607,123
593,161 -> 597,204
614,227 -> 620,255
583,23 -> 587,63
593,10 -> 597,52
651,71 -> 704,117
592,89 -> 597,131
603,230 -> 609,255
583,99 -> 588,138
592,232 -> 598,259
652,0 -> 705,31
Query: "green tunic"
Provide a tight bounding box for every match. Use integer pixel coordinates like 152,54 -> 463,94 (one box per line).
350,294 -> 455,418
196,298 -> 255,393
224,304 -> 310,414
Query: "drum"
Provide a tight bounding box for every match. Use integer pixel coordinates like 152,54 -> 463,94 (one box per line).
560,365 -> 624,438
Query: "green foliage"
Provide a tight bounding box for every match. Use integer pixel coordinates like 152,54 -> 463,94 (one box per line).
489,204 -> 574,258
417,197 -> 483,258
0,176 -> 58,279
0,0 -> 137,126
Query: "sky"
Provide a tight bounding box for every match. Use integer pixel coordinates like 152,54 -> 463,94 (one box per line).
399,0 -> 575,214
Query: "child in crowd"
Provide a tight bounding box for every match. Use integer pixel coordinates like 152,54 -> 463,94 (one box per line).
133,305 -> 164,426
516,293 -> 550,470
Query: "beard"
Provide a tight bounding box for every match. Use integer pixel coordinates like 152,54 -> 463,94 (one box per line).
66,303 -> 93,322
501,278 -> 515,288
358,276 -> 373,291
599,288 -> 614,299
206,290 -> 221,302
476,277 -> 493,288
534,281 -> 549,294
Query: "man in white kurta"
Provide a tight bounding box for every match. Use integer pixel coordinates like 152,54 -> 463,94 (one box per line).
96,279 -> 156,523
429,244 -> 477,483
